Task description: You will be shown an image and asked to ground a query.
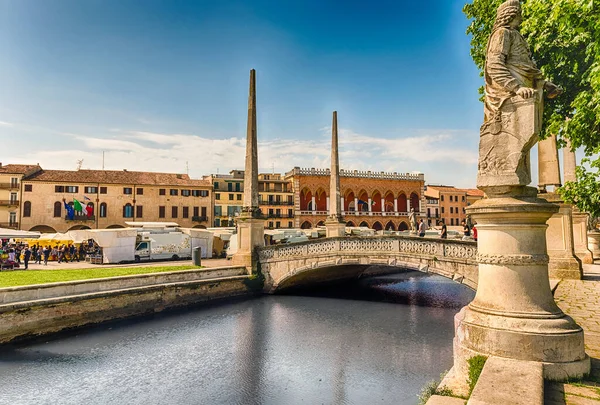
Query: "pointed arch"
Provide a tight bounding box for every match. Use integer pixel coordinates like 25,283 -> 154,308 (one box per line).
53,201 -> 62,218
344,190 -> 356,212
372,221 -> 383,231
300,220 -> 312,229
314,187 -> 327,211
357,190 -> 369,212
398,221 -> 409,231
300,188 -> 312,211
358,221 -> 369,228
316,220 -> 325,226
384,191 -> 395,212
397,192 -> 408,212
346,220 -> 356,227
371,190 -> 382,212
23,201 -> 31,217
410,192 -> 420,212
385,221 -> 396,231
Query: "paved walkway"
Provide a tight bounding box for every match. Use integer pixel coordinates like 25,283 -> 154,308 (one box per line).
546,262 -> 600,404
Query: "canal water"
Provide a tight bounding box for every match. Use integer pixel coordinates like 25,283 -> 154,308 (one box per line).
0,271 -> 474,405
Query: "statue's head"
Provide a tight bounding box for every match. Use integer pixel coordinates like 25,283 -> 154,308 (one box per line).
494,0 -> 522,30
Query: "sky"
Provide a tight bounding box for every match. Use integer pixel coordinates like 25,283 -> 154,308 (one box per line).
0,0 -> 565,187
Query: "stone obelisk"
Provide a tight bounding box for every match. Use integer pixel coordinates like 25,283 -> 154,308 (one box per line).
538,135 -> 582,278
449,1 -> 589,393
325,111 -> 345,238
564,139 -> 594,264
232,69 -> 265,271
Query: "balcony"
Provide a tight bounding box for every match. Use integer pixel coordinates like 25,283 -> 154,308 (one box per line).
259,201 -> 294,206
192,215 -> 208,222
0,200 -> 19,206
0,183 -> 19,189
65,215 -> 95,221
0,222 -> 18,229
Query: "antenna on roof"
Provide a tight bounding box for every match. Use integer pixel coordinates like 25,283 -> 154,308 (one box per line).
186,161 -> 189,175
76,159 -> 84,171
102,151 -> 105,170
272,162 -> 275,174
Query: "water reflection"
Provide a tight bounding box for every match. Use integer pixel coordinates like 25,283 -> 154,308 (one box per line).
0,272 -> 474,405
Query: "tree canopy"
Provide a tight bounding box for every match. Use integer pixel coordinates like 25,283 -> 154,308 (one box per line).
463,0 -> 599,216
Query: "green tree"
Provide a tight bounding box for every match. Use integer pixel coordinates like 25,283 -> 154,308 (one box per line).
463,0 -> 600,214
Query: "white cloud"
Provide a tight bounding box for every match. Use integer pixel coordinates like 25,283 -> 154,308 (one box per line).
0,121 -> 14,127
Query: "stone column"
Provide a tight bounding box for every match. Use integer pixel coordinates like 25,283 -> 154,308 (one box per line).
563,140 -> 594,264
538,134 -> 562,192
368,198 -> 372,214
354,198 -> 358,215
394,199 -> 398,213
340,197 -> 344,213
311,196 -> 316,213
381,198 -> 385,213
326,196 -> 330,211
407,199 -> 411,213
325,111 -> 345,237
233,69 -> 265,271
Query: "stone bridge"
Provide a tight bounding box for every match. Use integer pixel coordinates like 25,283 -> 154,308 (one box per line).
257,236 -> 478,292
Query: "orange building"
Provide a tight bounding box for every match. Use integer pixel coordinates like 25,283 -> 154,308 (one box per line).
285,167 -> 425,231
425,185 -> 484,226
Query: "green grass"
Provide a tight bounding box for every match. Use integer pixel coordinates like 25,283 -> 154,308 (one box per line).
467,355 -> 488,396
0,265 -> 201,287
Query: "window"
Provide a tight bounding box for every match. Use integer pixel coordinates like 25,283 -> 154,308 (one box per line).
53,201 -> 62,217
24,184 -> 32,192
123,187 -> 132,195
172,206 -> 178,218
215,193 -> 220,200
159,189 -> 166,196
86,202 -> 94,216
159,206 -> 166,218
235,183 -> 241,192
137,188 -> 143,195
66,186 -> 78,193
183,207 -> 189,218
229,194 -> 234,200
100,203 -> 107,217
462,196 -> 465,202
213,182 -> 219,190
193,206 -> 199,217
182,189 -> 190,197
214,206 -> 222,216
23,201 -> 31,217
100,187 -> 107,194
123,204 -> 133,218
288,222 -> 293,228
228,183 -> 233,191
136,205 -> 143,218
440,195 -> 444,202
450,207 -> 453,214
192,190 -> 208,197
441,207 -> 445,214
170,189 -> 178,196
236,194 -> 242,200
55,185 -> 64,193
451,218 -> 454,225
84,186 -> 98,193
288,209 -> 293,218
275,221 -> 280,228
269,221 -> 273,228
201,207 -> 207,217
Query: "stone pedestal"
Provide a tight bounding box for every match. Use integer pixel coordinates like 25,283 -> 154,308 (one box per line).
542,192 -> 582,279
325,219 -> 345,238
588,231 -> 600,261
571,209 -> 594,264
232,216 -> 265,272
454,193 -> 589,381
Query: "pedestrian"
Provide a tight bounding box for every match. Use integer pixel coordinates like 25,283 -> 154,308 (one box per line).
418,219 -> 427,237
23,246 -> 31,270
15,245 -> 21,264
78,244 -> 85,262
462,220 -> 471,240
69,244 -> 76,262
43,246 -> 50,265
58,245 -> 66,263
36,246 -> 43,264
473,224 -> 478,242
440,220 -> 447,239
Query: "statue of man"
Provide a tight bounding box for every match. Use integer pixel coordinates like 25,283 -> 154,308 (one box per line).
408,208 -> 418,232
477,0 -> 561,192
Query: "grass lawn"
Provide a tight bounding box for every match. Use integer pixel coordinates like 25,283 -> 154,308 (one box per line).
0,265 -> 200,288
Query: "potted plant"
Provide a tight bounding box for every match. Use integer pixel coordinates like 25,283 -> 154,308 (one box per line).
558,161 -> 600,260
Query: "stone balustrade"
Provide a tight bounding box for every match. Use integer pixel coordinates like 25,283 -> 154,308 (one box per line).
285,167 -> 424,181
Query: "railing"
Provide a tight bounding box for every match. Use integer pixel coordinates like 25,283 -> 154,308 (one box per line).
0,183 -> 19,189
260,201 -> 294,206
266,214 -> 295,218
285,167 -> 425,181
299,211 -> 329,215
0,222 -> 18,229
65,215 -> 95,221
0,200 -> 19,206
192,216 -> 208,222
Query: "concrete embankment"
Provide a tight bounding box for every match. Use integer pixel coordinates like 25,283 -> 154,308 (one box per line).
0,266 -> 255,344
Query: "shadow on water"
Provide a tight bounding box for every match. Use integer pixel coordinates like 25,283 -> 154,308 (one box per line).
282,269 -> 475,309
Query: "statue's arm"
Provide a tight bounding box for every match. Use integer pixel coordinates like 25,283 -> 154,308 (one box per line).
486,29 -> 521,93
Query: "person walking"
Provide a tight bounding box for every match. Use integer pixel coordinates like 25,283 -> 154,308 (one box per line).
36,246 -> 43,264
23,246 -> 31,270
418,219 -> 427,237
440,220 -> 447,239
43,246 -> 50,265
473,224 -> 478,242
69,244 -> 77,262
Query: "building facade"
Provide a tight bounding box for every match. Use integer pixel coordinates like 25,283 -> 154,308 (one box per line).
285,167 -> 426,231
208,170 -> 295,229
0,163 -> 42,229
425,185 -> 484,226
20,169 -> 212,233
424,186 -> 440,227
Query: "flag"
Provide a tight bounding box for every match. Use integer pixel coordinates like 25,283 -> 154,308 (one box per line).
64,200 -> 75,220
83,196 -> 91,201
85,203 -> 93,217
73,198 -> 83,213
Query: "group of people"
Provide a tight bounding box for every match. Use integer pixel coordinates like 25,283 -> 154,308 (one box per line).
0,240 -> 101,270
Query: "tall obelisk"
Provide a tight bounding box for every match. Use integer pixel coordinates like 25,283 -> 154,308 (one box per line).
564,139 -> 594,263
325,111 -> 345,237
233,69 -> 265,271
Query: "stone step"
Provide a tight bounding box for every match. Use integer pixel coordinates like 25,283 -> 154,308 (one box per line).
426,395 -> 466,405
468,357 -> 544,405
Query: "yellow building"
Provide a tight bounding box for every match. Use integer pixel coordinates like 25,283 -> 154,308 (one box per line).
0,163 -> 42,229
207,170 -> 245,227
20,168 -> 212,233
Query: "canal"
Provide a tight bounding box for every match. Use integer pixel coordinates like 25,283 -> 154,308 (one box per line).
0,271 -> 474,405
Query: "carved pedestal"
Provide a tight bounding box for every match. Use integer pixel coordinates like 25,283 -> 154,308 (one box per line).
542,192 -> 582,279
232,215 -> 265,272
572,209 -> 594,264
452,194 -> 589,383
589,231 -> 600,261
325,218 -> 345,238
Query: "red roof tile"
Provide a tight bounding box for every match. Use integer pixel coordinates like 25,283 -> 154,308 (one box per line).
0,164 -> 42,175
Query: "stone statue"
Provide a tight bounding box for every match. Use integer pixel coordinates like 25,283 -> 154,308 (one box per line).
477,0 -> 561,194
408,208 -> 418,232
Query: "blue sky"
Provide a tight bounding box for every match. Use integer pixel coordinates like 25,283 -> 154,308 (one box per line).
0,0 -> 563,187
